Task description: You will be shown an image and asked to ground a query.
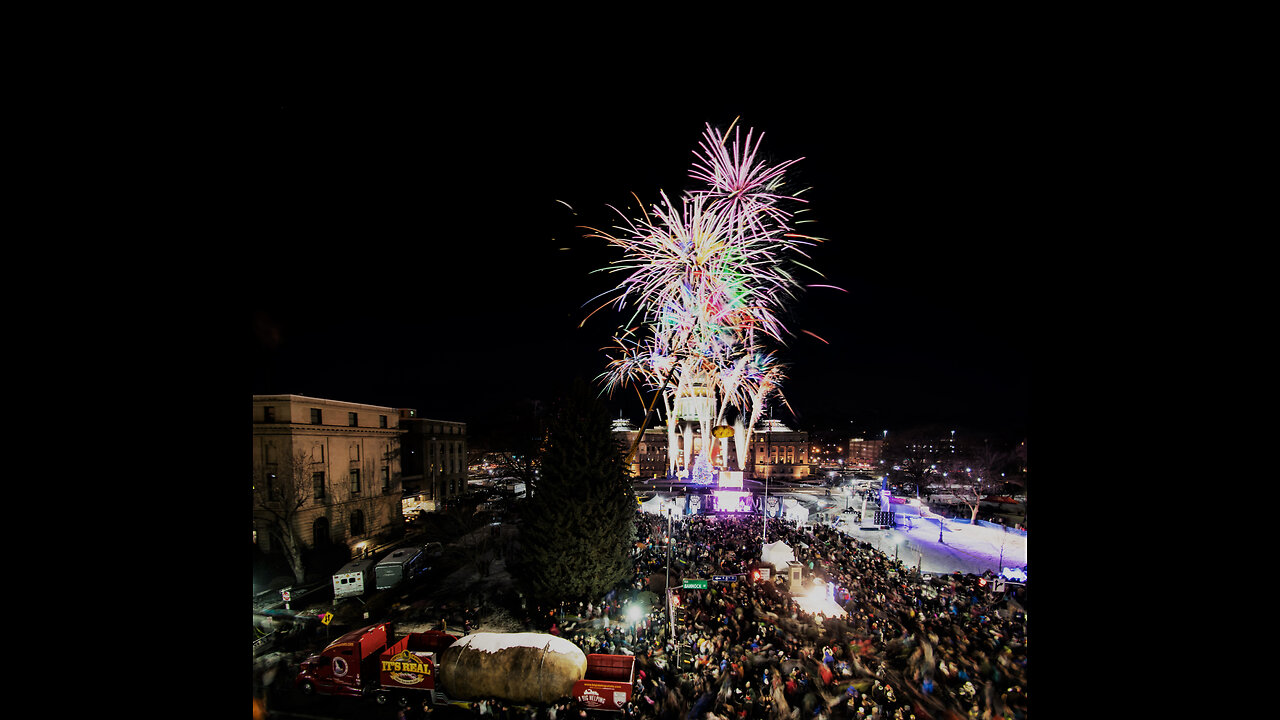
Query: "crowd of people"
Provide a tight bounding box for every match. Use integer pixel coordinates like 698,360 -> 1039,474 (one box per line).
538,512 -> 1028,720
257,506 -> 1028,720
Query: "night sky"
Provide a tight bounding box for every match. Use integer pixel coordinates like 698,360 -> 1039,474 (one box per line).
250,74 -> 1029,443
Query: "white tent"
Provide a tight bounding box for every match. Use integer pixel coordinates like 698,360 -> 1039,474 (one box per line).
782,498 -> 809,524
761,540 -> 795,569
640,495 -> 682,516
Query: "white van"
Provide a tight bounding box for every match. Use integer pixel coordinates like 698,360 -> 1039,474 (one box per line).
332,556 -> 378,599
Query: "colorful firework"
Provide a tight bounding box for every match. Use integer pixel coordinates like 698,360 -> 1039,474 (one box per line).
585,119 -> 823,476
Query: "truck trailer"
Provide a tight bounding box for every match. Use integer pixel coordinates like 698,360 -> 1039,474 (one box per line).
295,624 -> 635,711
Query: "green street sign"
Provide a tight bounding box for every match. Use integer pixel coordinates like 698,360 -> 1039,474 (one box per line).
682,579 -> 708,589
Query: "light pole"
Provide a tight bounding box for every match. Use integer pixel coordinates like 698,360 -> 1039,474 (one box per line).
665,510 -> 672,595
762,474 -> 769,549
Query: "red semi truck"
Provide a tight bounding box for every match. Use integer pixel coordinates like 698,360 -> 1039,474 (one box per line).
295,623 -> 635,711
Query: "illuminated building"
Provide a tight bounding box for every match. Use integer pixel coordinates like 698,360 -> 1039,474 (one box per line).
252,394 -> 406,558
398,411 -> 468,511
611,416 -> 669,478
747,418 -> 811,481
614,414 -> 810,481
845,436 -> 885,470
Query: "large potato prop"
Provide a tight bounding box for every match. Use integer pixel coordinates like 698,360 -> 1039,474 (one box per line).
437,632 -> 587,705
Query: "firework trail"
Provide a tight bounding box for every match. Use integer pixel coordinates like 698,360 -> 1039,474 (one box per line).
585,119 -> 825,472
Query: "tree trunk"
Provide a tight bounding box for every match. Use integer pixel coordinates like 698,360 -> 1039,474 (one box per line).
281,529 -> 307,585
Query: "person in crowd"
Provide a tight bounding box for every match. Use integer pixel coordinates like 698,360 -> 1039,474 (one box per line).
379,508 -> 1026,720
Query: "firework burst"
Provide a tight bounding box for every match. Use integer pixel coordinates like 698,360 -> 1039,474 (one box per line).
585,119 -> 822,473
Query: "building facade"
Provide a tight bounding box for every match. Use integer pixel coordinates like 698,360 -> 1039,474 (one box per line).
398,410 -> 468,511
252,394 -> 405,557
747,418 -> 812,481
612,415 -> 812,481
845,436 -> 886,471
611,417 -> 671,478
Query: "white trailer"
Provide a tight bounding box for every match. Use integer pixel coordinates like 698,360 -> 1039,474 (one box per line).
332,555 -> 379,599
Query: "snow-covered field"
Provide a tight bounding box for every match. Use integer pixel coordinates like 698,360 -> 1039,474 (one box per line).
640,489 -> 1028,581
789,512 -> 1027,618
827,499 -> 1027,579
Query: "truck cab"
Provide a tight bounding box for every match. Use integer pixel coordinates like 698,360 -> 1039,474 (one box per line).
296,623 -> 391,698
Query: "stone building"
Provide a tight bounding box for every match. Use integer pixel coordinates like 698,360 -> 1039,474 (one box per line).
845,436 -> 886,471
611,416 -> 670,478
398,410 -> 468,511
747,418 -> 812,481
612,415 -> 812,482
252,394 -> 405,558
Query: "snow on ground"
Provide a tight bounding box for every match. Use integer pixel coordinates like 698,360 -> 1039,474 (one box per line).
825,497 -> 1027,578
792,579 -> 849,617
641,489 -> 1027,581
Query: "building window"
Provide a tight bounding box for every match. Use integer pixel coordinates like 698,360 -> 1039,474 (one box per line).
350,469 -> 361,494
381,466 -> 390,492
349,509 -> 365,536
264,406 -> 275,423
310,408 -> 322,425
379,415 -> 387,428
348,412 -> 358,427
313,471 -> 326,499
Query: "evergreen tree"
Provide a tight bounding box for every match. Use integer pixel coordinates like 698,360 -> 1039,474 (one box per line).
518,378 -> 636,604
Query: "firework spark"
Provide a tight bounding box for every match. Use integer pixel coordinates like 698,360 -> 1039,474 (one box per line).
586,120 -> 824,473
